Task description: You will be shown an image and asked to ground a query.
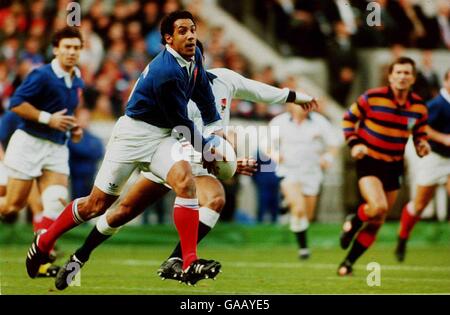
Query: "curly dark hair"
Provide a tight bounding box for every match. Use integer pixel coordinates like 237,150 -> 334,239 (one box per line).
52,26 -> 84,48
160,11 -> 195,45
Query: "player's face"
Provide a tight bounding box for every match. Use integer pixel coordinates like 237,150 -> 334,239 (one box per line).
388,63 -> 416,92
166,19 -> 197,60
53,37 -> 82,72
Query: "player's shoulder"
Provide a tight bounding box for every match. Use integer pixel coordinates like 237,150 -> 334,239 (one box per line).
208,68 -> 236,77
427,93 -> 446,108
208,68 -> 239,90
408,92 -> 427,114
410,91 -> 424,103
309,111 -> 329,124
208,68 -> 238,83
27,64 -> 51,80
270,112 -> 290,124
148,52 -> 183,84
365,86 -> 389,97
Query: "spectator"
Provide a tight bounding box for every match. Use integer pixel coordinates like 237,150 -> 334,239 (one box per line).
327,20 -> 358,106
414,50 -> 440,102
79,18 -> 104,74
436,0 -> 450,49
252,150 -> 280,224
68,107 -> 104,199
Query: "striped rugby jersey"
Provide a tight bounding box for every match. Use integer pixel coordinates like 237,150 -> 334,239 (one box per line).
342,86 -> 428,162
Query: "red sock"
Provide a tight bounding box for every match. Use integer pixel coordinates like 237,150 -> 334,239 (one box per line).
33,215 -> 54,232
357,203 -> 369,222
399,202 -> 420,240
173,197 -> 199,270
38,200 -> 83,253
356,222 -> 382,248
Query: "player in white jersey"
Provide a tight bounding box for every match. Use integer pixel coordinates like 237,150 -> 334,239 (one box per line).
268,97 -> 340,259
53,65 -> 317,290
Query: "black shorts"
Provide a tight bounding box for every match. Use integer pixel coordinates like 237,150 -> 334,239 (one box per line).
356,156 -> 404,192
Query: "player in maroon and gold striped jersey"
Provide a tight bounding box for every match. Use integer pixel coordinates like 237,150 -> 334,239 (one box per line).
338,57 -> 431,276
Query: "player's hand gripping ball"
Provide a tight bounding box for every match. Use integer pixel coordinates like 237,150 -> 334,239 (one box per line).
203,135 -> 237,180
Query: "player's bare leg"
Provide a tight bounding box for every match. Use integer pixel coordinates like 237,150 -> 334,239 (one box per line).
164,161 -> 222,285
396,184 -> 438,262
339,183 -> 398,276
159,175 -> 224,281
26,185 -> 118,278
340,176 -> 387,251
0,178 -> 33,221
281,181 -> 314,259
28,181 -> 44,231
34,170 -> 68,231
54,177 -> 170,290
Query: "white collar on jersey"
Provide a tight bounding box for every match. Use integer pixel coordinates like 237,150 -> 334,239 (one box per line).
51,59 -> 81,88
165,44 -> 195,76
440,88 -> 450,105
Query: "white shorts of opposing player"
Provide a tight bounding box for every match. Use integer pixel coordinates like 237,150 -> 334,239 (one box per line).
142,136 -> 214,189
95,115 -> 195,196
415,151 -> 450,186
3,129 -> 69,179
277,165 -> 323,196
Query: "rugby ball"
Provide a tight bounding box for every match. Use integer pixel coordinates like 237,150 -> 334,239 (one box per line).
205,135 -> 237,180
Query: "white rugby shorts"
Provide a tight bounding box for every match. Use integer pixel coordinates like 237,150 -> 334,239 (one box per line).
95,115 -> 190,195
415,151 -> 450,186
4,129 -> 69,180
277,165 -> 323,196
140,136 -> 214,188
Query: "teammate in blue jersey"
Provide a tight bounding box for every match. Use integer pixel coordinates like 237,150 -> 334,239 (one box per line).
0,27 -> 84,277
26,11 -> 223,284
0,110 -> 59,277
395,69 -> 450,261
0,26 -> 84,233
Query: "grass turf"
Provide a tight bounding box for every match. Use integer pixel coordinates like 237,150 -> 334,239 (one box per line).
0,222 -> 449,294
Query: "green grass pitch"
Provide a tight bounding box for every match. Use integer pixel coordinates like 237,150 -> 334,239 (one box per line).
1,222 -> 449,294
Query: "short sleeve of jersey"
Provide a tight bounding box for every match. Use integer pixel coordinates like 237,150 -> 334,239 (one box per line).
9,69 -> 46,108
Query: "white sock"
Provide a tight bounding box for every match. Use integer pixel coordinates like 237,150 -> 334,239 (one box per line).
72,198 -> 85,224
199,207 -> 220,228
96,213 -> 120,235
406,201 -> 416,216
174,197 -> 199,210
290,216 -> 309,233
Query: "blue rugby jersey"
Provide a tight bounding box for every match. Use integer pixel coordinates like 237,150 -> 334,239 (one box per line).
427,90 -> 450,157
9,60 -> 84,145
125,46 -> 220,149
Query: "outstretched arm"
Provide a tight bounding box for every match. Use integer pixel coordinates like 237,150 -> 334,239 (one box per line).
214,68 -> 317,110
